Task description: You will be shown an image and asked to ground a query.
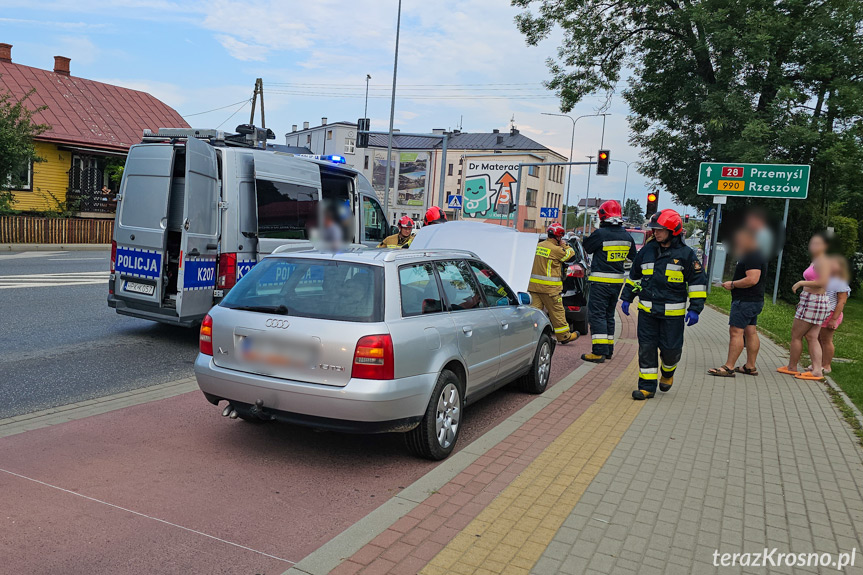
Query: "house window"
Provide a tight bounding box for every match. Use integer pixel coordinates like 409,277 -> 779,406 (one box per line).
306,135 -> 312,145
345,138 -> 356,155
528,165 -> 539,177
525,188 -> 538,207
448,163 -> 453,176
523,219 -> 536,230
5,158 -> 32,191
327,130 -> 333,140
364,156 -> 370,170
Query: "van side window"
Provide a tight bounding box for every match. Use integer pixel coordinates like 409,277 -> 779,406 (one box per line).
255,179 -> 319,239
399,263 -> 443,316
362,196 -> 388,242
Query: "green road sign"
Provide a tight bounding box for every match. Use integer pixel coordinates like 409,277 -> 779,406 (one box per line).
697,162 -> 810,199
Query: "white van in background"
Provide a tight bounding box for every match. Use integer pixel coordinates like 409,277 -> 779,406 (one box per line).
108,126 -> 391,327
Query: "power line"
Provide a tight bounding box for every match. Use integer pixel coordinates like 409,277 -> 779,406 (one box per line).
266,90 -> 559,100
216,99 -> 251,129
182,99 -> 252,117
267,81 -> 546,88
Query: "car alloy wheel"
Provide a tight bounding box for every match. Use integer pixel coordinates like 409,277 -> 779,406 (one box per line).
537,340 -> 551,387
435,382 -> 461,449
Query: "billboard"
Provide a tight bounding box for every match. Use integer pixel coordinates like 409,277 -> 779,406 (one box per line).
462,159 -> 519,220
397,152 -> 428,206
372,152 -> 395,195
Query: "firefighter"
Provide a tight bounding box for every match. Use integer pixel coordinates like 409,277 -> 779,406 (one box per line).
529,222 -> 578,344
620,209 -> 707,400
378,216 -> 415,248
423,206 -> 448,226
581,200 -> 637,363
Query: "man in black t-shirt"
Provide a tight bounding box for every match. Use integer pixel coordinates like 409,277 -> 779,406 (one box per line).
708,227 -> 766,377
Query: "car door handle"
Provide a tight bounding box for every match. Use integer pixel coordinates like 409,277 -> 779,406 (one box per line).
462,326 -> 473,335
500,321 -> 509,330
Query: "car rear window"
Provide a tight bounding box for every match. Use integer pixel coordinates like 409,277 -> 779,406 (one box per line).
629,231 -> 646,245
221,258 -> 383,322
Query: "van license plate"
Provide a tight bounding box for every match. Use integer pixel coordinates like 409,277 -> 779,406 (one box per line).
124,281 -> 155,295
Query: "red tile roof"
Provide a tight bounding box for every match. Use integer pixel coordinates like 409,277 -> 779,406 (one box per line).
0,60 -> 189,152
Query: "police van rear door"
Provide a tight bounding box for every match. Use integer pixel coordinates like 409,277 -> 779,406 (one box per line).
113,143 -> 173,304
253,154 -> 322,255
175,136 -> 220,320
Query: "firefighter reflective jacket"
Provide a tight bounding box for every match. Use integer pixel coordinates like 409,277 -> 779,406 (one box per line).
529,239 -> 576,294
582,222 -> 637,285
620,235 -> 707,317
378,233 -> 413,249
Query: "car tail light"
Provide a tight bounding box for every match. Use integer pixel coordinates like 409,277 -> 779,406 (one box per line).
217,252 -> 238,289
352,334 -> 394,380
110,240 -> 117,273
566,264 -> 585,278
200,314 -> 214,356
567,305 -> 581,312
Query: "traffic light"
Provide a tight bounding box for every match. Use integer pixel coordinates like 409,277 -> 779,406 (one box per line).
684,213 -> 690,223
596,150 -> 610,176
357,118 -> 370,148
646,191 -> 659,216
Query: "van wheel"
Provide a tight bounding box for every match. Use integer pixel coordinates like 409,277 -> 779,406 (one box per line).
520,333 -> 552,394
405,369 -> 463,460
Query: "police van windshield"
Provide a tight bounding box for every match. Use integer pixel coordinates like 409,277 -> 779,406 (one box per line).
221,258 -> 384,323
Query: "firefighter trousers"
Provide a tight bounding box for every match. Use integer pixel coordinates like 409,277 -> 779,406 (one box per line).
637,312 -> 684,394
587,281 -> 623,356
529,291 -> 572,342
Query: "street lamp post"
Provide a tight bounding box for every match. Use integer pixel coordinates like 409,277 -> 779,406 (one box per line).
582,155 -> 595,237
612,159 -> 634,215
382,0 -> 402,222
541,112 -> 608,230
363,74 -> 371,119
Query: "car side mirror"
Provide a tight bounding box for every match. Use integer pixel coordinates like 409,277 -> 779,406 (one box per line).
517,292 -> 531,306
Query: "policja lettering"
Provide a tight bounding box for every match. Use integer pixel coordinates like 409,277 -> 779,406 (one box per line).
118,253 -> 158,275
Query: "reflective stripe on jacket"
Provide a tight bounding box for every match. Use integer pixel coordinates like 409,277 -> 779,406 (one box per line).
582,223 -> 637,281
529,239 -> 575,294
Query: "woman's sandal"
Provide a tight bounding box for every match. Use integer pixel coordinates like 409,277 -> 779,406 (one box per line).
776,366 -> 800,376
735,366 -> 759,376
795,371 -> 826,382
708,365 -> 736,377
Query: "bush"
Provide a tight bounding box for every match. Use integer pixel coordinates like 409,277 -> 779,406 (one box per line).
829,215 -> 859,260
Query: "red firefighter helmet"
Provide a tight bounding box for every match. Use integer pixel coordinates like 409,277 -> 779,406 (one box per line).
397,215 -> 415,229
423,206 -> 447,226
547,222 -> 566,239
648,209 -> 683,236
597,200 -> 622,221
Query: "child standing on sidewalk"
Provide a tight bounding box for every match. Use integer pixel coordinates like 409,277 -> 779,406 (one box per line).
818,256 -> 851,374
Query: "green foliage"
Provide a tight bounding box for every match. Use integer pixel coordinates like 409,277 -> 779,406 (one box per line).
829,215 -> 859,260
0,83 -> 48,214
623,198 -> 644,225
562,205 -> 580,229
105,158 -> 125,190
513,0 -> 863,298
38,188 -> 80,218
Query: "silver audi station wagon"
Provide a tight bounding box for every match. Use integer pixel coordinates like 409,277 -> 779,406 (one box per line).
194,247 -> 555,459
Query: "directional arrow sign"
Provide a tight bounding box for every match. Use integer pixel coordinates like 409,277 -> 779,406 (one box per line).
697,162 -> 810,199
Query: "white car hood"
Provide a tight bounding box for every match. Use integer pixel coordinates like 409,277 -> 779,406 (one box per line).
410,221 -> 540,293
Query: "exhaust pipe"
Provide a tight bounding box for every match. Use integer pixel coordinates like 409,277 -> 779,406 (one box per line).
228,409 -> 238,419
222,405 -> 232,417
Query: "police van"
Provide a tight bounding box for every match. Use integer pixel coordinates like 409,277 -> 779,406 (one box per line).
108,125 -> 391,327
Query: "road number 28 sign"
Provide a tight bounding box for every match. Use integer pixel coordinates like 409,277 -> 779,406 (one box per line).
697,162 -> 810,199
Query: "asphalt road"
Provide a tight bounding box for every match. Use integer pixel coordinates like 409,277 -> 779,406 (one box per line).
0,250 -> 199,419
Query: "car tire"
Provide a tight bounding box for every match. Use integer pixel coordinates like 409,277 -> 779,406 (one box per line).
405,369 -> 463,460
575,318 -> 589,337
520,332 -> 553,394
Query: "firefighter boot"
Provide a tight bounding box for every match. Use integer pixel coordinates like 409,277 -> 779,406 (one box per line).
659,375 -> 673,392
632,389 -> 655,400
581,353 -> 605,363
558,332 -> 578,345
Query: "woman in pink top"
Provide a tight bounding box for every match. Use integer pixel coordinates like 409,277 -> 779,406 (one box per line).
778,233 -> 831,381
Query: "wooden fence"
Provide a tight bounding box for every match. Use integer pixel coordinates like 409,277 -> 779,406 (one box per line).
0,216 -> 114,244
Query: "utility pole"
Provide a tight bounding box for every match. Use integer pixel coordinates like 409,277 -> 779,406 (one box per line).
383,0 -> 402,222
582,155 -> 595,237
364,74 -> 371,119
249,78 -> 265,128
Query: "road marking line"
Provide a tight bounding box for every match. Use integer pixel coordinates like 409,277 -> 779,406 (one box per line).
0,467 -> 296,565
47,257 -> 106,261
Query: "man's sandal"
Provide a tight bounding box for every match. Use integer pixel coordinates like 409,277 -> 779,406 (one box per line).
735,366 -> 759,376
794,371 -> 826,382
707,365 -> 736,377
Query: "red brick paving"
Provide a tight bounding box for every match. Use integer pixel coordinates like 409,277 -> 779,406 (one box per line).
333,312 -> 638,574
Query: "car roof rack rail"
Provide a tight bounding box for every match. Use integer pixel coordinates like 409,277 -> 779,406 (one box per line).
141,125 -> 275,149
383,248 -> 479,262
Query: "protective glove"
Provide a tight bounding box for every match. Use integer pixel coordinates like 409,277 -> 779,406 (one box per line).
620,301 -> 631,316
685,311 -> 699,326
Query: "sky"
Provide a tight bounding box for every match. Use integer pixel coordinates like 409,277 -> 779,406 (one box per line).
0,0 -> 688,214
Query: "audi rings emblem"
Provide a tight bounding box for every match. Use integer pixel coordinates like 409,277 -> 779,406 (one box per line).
265,318 -> 290,329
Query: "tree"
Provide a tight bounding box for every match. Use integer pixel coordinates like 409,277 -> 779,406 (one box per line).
562,204 -> 580,229
623,198 -> 644,226
514,0 -> 863,299
0,84 -> 47,213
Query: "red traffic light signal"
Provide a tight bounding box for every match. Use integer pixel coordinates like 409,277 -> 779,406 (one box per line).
646,192 -> 659,216
596,149 -> 610,176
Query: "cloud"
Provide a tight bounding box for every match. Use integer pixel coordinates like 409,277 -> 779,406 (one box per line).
214,35 -> 268,62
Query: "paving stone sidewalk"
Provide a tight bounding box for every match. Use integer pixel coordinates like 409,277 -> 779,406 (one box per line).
535,307 -> 863,575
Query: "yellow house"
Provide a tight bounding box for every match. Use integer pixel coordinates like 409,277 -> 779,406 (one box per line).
0,43 -> 188,215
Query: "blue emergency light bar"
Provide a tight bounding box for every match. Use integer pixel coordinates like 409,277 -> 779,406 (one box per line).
323,155 -> 346,164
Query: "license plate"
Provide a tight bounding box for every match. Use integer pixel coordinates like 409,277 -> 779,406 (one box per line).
240,337 -> 313,367
124,281 -> 155,295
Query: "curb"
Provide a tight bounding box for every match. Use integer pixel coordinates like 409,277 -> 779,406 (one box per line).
0,243 -> 111,252
824,375 -> 863,427
284,361 -> 599,575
